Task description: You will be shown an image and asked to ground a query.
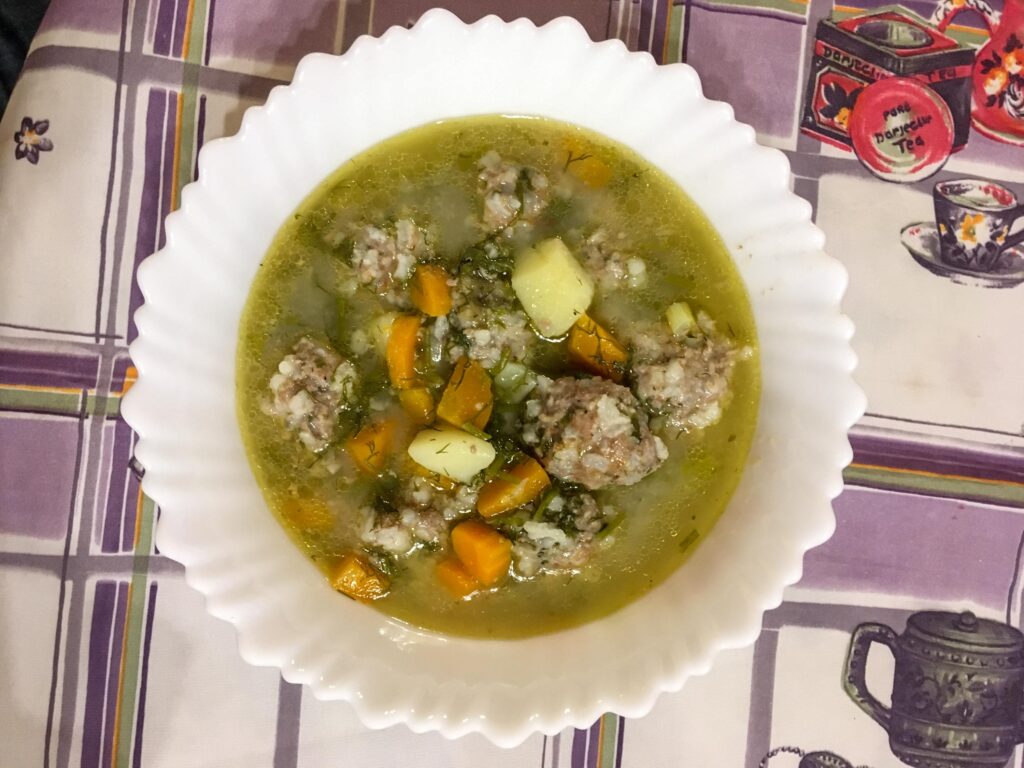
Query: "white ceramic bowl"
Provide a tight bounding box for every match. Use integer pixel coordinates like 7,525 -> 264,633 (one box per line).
122,9 -> 864,747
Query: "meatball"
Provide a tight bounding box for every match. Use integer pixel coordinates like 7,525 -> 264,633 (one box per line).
267,336 -> 358,452
448,252 -> 536,367
579,229 -> 647,292
477,151 -> 550,232
359,476 -> 479,556
350,218 -> 431,306
511,493 -> 616,577
522,376 -> 668,489
630,312 -> 747,430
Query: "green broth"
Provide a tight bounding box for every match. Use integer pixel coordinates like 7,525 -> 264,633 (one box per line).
236,115 -> 759,638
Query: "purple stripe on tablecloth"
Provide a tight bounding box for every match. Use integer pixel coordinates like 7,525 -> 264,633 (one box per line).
851,431 -> 1024,482
127,89 -> 168,343
111,355 -> 134,391
98,420 -> 135,553
0,350 -> 99,389
204,0 -> 217,65
571,728 -> 588,768
100,583 -> 129,768
587,720 -> 601,768
80,582 -> 116,768
638,0 -> 654,52
171,0 -> 188,59
652,0 -> 670,61
131,583 -> 158,768
615,717 -> 625,767
153,0 -> 175,56
194,94 -> 207,181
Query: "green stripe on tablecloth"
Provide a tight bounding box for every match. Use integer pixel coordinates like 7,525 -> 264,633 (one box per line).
114,495 -> 156,768
0,388 -> 119,417
666,3 -> 683,63
175,0 -> 207,206
845,465 -> 1024,507
599,713 -> 619,768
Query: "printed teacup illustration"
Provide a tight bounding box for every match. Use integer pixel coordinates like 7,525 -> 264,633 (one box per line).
900,178 -> 1024,288
844,610 -> 1024,768
760,746 -> 868,767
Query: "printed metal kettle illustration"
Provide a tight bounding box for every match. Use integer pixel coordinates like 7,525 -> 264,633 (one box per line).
844,610 -> 1024,767
934,0 -> 1024,145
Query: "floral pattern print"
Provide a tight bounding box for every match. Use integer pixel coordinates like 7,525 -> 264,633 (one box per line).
13,117 -> 53,164
819,81 -> 861,132
979,34 -> 1024,120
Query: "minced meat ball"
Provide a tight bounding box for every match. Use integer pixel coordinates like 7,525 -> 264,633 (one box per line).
511,493 -> 615,577
522,376 -> 668,489
266,336 -> 358,452
477,151 -> 550,232
630,312 -> 748,430
360,475 -> 479,555
579,229 -> 647,292
350,218 -> 431,306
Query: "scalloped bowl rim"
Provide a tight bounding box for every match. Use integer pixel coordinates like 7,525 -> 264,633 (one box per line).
122,9 -> 865,748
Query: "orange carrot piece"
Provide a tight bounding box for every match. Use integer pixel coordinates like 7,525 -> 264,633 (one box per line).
398,387 -> 435,426
451,520 -> 512,587
568,314 -> 628,382
563,138 -> 612,187
386,314 -> 423,390
437,357 -> 493,430
344,418 -> 397,474
435,557 -> 480,598
410,264 -> 452,317
477,457 -> 551,518
331,553 -> 390,601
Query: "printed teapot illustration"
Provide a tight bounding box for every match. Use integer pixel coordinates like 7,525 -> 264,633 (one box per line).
844,610 -> 1024,767
933,0 -> 1024,145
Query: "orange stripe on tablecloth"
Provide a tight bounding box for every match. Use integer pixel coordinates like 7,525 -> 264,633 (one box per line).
170,92 -> 184,212
0,383 -> 90,395
850,463 -> 1024,488
181,0 -> 197,59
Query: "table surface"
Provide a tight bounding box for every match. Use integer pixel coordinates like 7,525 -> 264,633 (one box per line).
1,1 -> 1022,767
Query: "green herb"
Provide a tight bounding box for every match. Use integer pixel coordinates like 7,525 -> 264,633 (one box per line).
678,529 -> 700,552
597,512 -> 625,539
563,150 -> 592,170
460,422 -> 491,440
531,486 -> 559,521
435,442 -> 452,455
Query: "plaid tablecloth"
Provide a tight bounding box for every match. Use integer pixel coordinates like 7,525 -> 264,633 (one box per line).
1,1 -> 1023,766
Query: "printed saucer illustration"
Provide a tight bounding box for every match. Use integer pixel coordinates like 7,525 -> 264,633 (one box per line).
900,222 -> 1024,288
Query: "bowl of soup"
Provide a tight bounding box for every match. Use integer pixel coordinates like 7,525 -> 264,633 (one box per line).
123,9 -> 863,746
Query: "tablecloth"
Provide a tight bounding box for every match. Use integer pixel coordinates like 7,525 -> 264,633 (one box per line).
1,1 -> 1022,766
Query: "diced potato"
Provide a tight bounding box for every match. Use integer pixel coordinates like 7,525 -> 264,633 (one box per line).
407,427 -> 496,484
511,237 -> 594,337
666,301 -> 696,336
369,312 -> 397,354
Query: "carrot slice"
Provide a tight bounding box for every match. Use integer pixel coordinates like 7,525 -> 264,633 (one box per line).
435,557 -> 480,598
344,418 -> 396,474
437,357 -> 493,430
477,457 -> 551,518
563,138 -> 612,187
410,264 -> 452,317
331,553 -> 390,601
451,520 -> 512,586
398,387 -> 435,426
568,314 -> 628,382
386,314 -> 423,390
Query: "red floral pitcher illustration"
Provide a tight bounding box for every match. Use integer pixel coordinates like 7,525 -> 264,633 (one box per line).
934,0 -> 1024,144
